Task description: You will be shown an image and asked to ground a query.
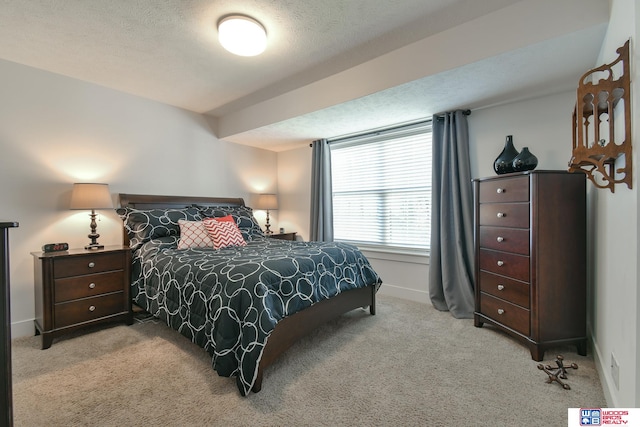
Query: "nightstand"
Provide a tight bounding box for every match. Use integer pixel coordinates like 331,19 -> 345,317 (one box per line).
268,232 -> 297,241
32,245 -> 132,349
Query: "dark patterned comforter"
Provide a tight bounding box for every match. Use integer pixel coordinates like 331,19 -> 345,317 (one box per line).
131,236 -> 381,395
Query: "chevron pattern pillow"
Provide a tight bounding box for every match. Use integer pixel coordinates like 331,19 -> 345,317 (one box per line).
196,206 -> 265,241
203,217 -> 247,249
177,220 -> 214,249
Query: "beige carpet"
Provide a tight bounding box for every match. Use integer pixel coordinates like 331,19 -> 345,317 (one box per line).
12,295 -> 606,426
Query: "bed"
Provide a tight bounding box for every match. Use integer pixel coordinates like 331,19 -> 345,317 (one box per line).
117,193 -> 382,395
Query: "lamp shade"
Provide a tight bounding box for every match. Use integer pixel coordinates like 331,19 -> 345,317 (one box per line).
69,183 -> 113,210
255,193 -> 278,210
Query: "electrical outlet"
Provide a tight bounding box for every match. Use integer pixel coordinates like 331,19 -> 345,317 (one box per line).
611,353 -> 620,390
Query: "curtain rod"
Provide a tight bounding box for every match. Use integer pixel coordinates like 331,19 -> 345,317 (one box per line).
310,118 -> 432,148
309,110 -> 471,147
435,109 -> 471,119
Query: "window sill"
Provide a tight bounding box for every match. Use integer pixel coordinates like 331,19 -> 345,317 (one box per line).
355,244 -> 430,265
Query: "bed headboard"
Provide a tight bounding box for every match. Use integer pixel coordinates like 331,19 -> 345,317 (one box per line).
118,193 -> 246,210
118,193 -> 247,246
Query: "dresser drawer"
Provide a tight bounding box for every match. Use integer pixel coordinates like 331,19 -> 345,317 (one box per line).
53,252 -> 124,279
54,292 -> 125,329
478,271 -> 529,308
480,293 -> 530,336
478,176 -> 529,203
54,270 -> 125,303
479,249 -> 529,282
479,203 -> 530,228
479,226 -> 529,255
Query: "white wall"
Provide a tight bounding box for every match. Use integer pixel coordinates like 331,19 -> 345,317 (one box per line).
0,59 -> 277,338
276,146 -> 311,239
469,91 -> 578,177
589,0 -> 639,408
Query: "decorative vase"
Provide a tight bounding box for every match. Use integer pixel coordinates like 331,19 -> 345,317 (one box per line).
512,147 -> 538,172
493,135 -> 519,175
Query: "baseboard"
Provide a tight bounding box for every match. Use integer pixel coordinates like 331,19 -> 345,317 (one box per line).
592,336 -> 618,407
11,319 -> 35,339
377,283 -> 429,304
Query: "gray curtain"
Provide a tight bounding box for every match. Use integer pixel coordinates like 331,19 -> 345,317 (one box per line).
310,139 -> 333,241
429,110 -> 475,318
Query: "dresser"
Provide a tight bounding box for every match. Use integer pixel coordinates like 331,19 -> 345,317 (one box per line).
1,221 -> 18,427
473,171 -> 586,361
32,245 -> 132,349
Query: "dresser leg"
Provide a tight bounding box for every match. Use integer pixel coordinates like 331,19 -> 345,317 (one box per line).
473,315 -> 484,328
40,333 -> 53,350
529,345 -> 544,362
576,339 -> 587,356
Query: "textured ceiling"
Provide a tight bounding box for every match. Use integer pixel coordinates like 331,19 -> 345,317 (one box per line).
229,24 -> 607,151
0,0 -> 609,151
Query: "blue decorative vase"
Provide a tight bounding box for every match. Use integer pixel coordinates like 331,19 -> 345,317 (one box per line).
512,147 -> 538,172
493,135 -> 519,174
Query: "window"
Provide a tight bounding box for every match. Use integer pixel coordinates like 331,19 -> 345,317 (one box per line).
330,121 -> 431,252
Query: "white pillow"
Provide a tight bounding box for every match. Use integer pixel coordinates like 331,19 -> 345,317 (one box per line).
177,220 -> 215,249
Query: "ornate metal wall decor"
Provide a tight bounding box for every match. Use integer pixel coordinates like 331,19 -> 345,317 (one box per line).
569,40 -> 632,192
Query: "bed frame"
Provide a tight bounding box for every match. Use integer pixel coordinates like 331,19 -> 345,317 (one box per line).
118,193 -> 379,393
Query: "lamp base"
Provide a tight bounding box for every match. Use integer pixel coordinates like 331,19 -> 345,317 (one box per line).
264,210 -> 273,235
85,243 -> 104,250
85,210 -> 104,250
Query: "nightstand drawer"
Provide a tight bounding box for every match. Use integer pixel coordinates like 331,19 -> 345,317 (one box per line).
268,232 -> 297,241
479,226 -> 529,255
54,270 -> 125,303
478,271 -> 529,308
54,292 -> 125,329
54,252 -> 124,278
478,176 -> 529,203
479,249 -> 529,282
479,203 -> 530,228
480,293 -> 530,336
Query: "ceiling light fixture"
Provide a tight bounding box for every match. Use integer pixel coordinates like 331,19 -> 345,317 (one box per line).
218,15 -> 267,57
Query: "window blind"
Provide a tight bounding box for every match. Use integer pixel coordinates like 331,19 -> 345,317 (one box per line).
330,121 -> 432,251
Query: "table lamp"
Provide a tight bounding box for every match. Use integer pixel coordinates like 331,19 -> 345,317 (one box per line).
70,183 -> 113,250
255,194 -> 278,235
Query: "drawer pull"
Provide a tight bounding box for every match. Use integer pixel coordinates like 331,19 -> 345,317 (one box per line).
88,262 -> 96,268
88,283 -> 96,289
496,188 -> 505,194
497,284 -> 505,291
497,260 -> 504,267
89,305 -> 96,312
496,236 -> 504,242
496,212 -> 506,218
497,308 -> 505,315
